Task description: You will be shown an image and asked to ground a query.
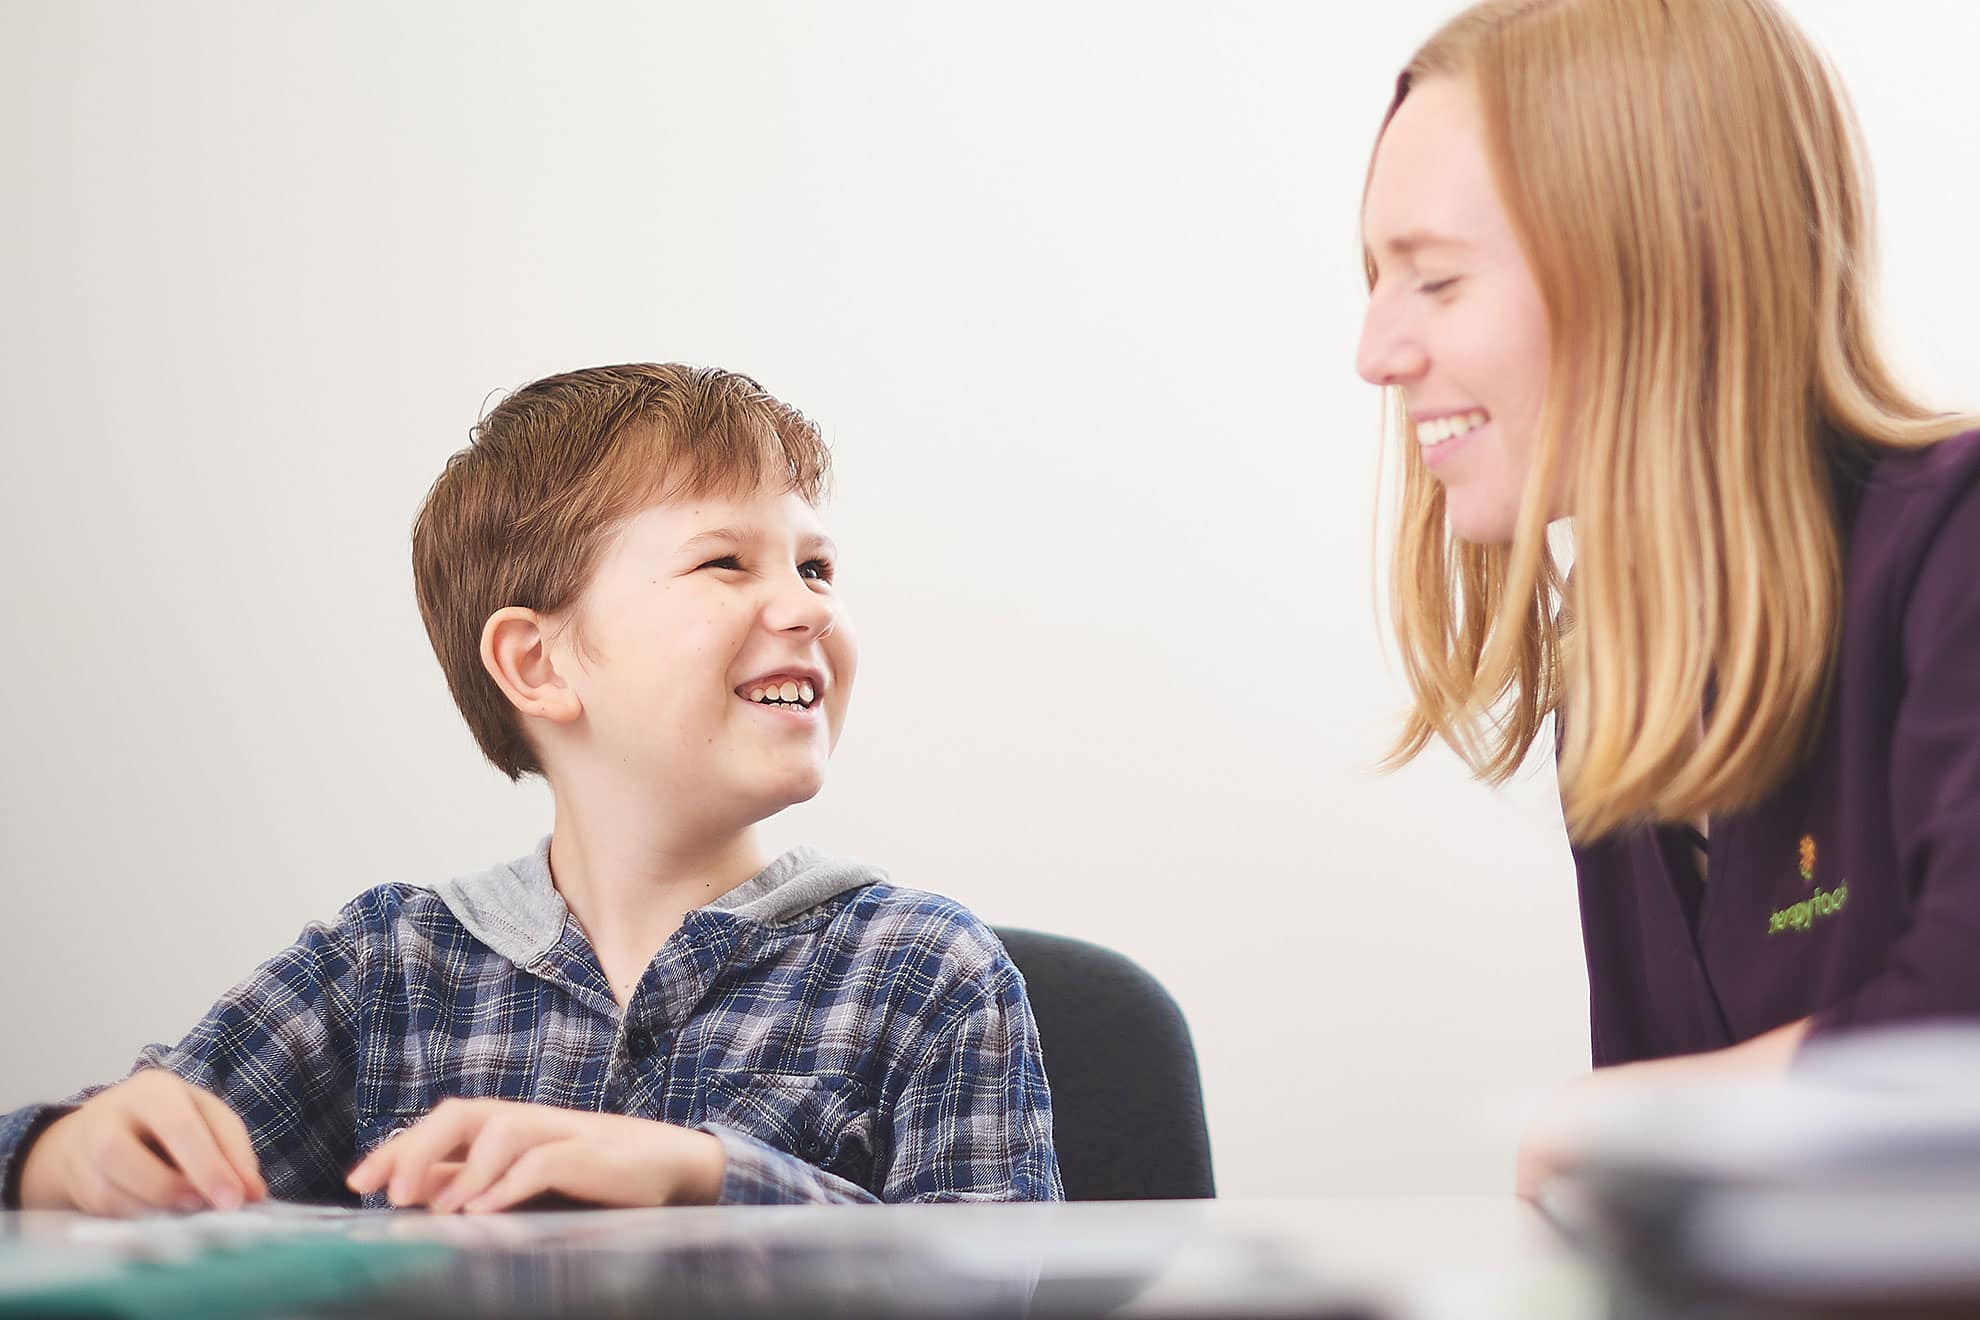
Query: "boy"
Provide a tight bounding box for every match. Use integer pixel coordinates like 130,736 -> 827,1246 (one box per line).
0,363 -> 1061,1213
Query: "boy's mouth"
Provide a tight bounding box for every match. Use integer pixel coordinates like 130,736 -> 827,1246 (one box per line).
736,671 -> 822,712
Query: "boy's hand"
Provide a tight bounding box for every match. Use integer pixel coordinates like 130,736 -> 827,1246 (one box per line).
19,1069 -> 268,1216
345,1099 -> 725,1213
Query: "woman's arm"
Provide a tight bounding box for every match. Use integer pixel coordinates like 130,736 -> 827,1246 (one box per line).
1813,478 -> 1980,1032
1516,1016 -> 1812,1199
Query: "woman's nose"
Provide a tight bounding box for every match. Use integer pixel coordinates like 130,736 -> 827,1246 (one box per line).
1356,298 -> 1428,387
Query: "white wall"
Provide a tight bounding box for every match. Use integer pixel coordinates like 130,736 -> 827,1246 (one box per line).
1,1 -> 1974,1198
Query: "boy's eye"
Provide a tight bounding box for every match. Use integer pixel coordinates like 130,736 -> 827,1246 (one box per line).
699,555 -> 743,571
799,559 -> 834,582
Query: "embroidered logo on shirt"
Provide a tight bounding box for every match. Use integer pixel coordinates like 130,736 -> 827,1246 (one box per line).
1770,835 -> 1844,934
1768,884 -> 1848,934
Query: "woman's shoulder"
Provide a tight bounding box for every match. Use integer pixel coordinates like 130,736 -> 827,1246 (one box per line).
1860,426 -> 1980,492
1842,428 -> 1980,655
1848,428 -> 1980,572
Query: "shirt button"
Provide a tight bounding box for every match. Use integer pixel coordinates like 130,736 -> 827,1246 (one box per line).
625,1026 -> 656,1059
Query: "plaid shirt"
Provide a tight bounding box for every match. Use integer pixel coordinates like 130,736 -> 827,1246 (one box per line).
0,842 -> 1062,1207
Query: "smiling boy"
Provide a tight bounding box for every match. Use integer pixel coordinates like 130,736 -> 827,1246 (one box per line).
0,363 -> 1061,1213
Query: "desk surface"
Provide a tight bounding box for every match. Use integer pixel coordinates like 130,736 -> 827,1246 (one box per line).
1,1196 -> 1599,1320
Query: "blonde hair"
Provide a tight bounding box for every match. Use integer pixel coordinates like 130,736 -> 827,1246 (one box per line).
1374,0 -> 1975,840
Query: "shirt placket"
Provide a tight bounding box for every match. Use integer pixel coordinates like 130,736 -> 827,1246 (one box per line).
604,912 -> 768,1119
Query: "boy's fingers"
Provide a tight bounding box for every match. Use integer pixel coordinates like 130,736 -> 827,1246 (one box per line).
384,1103 -> 483,1206
464,1144 -> 561,1215
91,1182 -> 152,1221
100,1141 -> 203,1214
139,1087 -> 245,1209
348,1146 -> 466,1199
347,1132 -> 425,1195
430,1123 -> 535,1213
345,1133 -> 401,1193
415,1160 -> 465,1205
186,1086 -> 267,1200
346,1153 -> 382,1194
68,1163 -> 127,1219
348,1129 -> 416,1196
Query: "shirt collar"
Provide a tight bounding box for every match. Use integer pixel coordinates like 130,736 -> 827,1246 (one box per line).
432,836 -> 883,971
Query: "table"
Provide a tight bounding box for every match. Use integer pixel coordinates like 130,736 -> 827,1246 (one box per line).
1,1196 -> 1600,1320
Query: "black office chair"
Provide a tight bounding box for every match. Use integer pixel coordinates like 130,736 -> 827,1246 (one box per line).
994,928 -> 1215,1200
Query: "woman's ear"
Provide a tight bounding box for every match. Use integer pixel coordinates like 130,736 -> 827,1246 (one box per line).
479,607 -> 583,726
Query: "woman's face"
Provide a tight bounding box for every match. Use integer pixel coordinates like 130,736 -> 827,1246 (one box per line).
1357,75 -> 1555,544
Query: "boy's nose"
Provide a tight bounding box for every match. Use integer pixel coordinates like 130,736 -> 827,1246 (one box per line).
764,573 -> 838,640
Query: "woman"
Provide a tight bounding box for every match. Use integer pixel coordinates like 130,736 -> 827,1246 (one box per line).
1355,0 -> 1980,1195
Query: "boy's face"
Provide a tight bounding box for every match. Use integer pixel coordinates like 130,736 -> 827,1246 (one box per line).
553,486 -> 856,827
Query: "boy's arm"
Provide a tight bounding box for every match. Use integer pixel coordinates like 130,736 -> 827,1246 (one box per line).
697,1125 -> 878,1206
0,1105 -> 80,1207
1,911 -> 367,1209
879,960 -> 1062,1202
707,959 -> 1062,1205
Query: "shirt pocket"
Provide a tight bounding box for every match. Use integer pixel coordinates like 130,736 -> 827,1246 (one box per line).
700,1070 -> 878,1189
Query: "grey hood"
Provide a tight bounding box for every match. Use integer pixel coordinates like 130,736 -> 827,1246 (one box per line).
432,836 -> 884,971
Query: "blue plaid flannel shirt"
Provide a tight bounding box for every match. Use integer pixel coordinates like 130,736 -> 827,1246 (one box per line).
0,841 -> 1062,1207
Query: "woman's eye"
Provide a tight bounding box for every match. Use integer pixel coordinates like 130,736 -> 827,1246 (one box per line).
699,555 -> 743,571
1419,276 -> 1461,297
799,559 -> 834,582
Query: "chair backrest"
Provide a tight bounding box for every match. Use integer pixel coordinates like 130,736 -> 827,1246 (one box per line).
994,927 -> 1215,1200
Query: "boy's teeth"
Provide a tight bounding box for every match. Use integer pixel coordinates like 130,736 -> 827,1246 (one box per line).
746,679 -> 819,708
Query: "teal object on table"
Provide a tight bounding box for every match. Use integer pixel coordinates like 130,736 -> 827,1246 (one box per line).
0,1236 -> 450,1320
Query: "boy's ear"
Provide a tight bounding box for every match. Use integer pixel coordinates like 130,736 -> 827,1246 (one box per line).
479,607 -> 583,726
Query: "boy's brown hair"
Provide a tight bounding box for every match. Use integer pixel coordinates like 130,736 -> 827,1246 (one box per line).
412,362 -> 831,780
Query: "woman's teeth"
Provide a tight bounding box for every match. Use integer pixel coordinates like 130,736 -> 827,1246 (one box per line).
1418,410 -> 1489,446
748,680 -> 816,708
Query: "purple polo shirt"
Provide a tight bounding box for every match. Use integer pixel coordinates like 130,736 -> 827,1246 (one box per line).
1573,428 -> 1980,1066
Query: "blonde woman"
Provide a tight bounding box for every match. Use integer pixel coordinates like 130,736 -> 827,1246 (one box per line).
1356,0 -> 1980,1196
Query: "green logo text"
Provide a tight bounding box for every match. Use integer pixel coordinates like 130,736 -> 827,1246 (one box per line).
1767,883 -> 1849,935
